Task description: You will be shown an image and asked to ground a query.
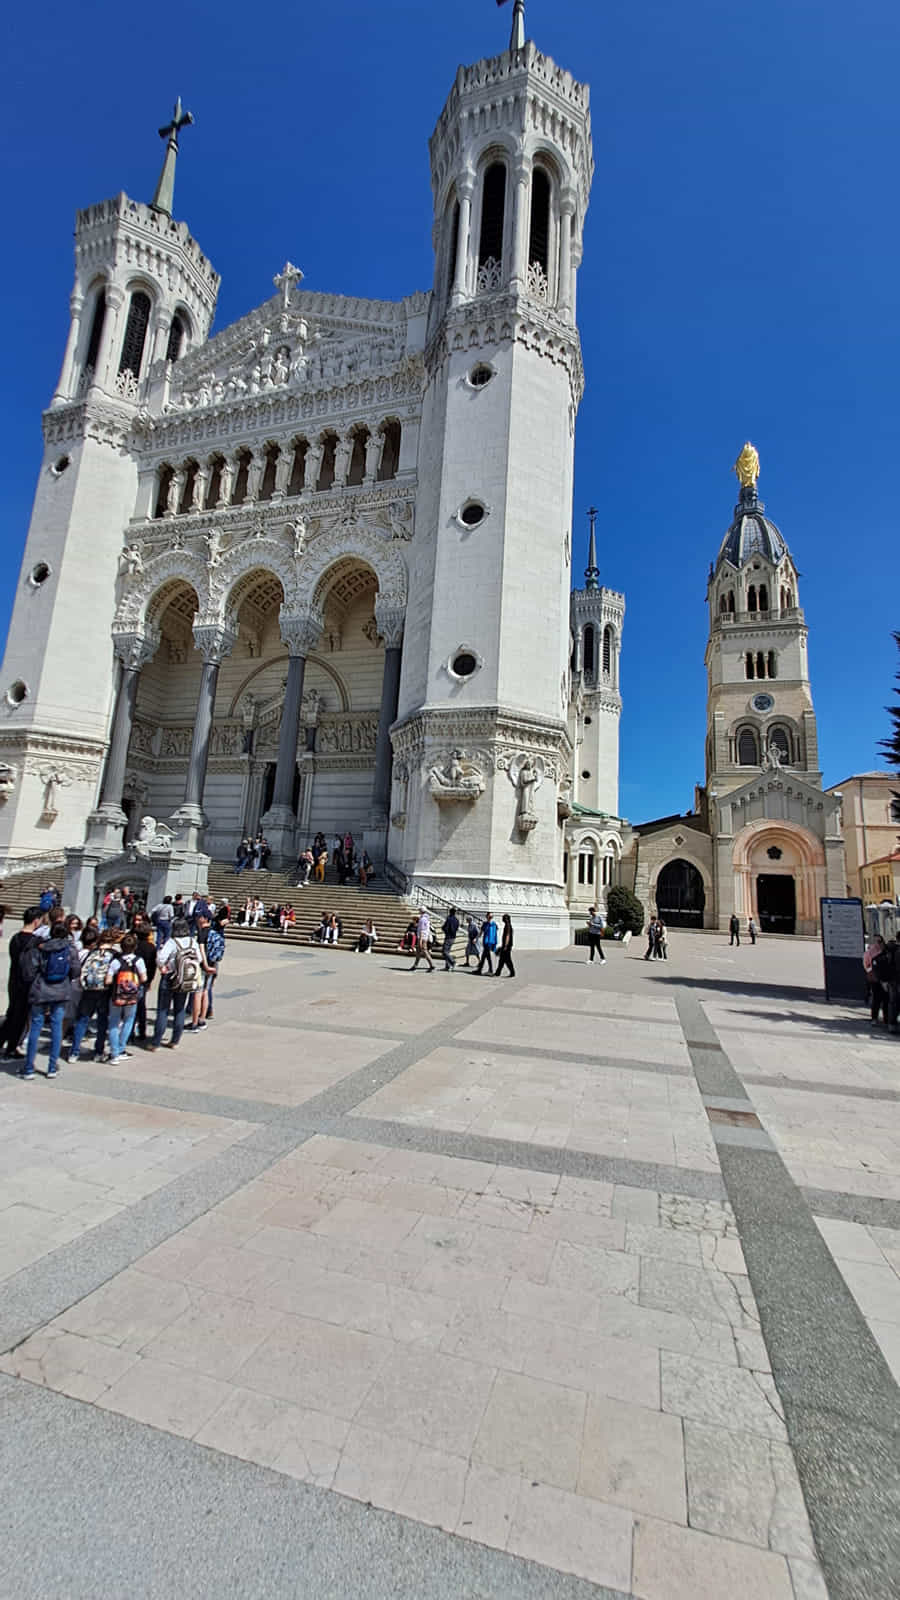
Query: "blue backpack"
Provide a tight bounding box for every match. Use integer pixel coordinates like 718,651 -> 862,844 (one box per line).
42,945 -> 70,984
206,926 -> 225,966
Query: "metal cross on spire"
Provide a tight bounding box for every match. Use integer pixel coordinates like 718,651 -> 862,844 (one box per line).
151,96 -> 194,218
584,505 -> 600,591
273,261 -> 304,316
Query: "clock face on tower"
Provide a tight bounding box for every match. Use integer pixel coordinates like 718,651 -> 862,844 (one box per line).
752,692 -> 774,713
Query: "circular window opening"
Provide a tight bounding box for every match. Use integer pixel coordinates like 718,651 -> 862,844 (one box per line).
6,680 -> 28,707
469,364 -> 493,389
584,715 -> 592,725
30,562 -> 51,587
52,455 -> 70,476
459,501 -> 486,529
581,769 -> 591,780
452,651 -> 478,679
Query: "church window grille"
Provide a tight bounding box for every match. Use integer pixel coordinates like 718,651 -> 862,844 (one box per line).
758,584 -> 769,612
232,449 -> 251,506
528,168 -> 551,277
737,727 -> 759,765
767,650 -> 777,679
478,163 -> 506,271
745,652 -> 755,680
166,313 -> 186,363
769,727 -> 790,762
205,455 -> 224,509
84,290 -> 106,375
446,200 -> 460,300
602,625 -> 613,677
747,585 -> 757,612
377,420 -> 401,482
154,463 -> 174,518
118,291 -> 151,378
259,444 -> 279,501
179,461 -> 198,514
288,439 -> 307,497
583,625 -> 595,677
756,650 -> 766,679
318,434 -> 337,491
347,431 -> 367,487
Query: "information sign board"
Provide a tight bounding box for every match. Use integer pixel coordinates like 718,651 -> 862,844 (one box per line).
821,897 -> 866,1003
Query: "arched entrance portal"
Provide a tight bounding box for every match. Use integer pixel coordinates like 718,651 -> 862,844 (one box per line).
756,873 -> 796,934
656,859 -> 706,927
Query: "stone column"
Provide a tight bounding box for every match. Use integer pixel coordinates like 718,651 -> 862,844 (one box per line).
371,600 -> 405,830
90,283 -> 125,393
451,177 -> 475,302
169,623 -> 237,854
86,628 -> 159,849
259,609 -> 323,866
52,287 -> 84,405
509,159 -> 531,292
558,190 -> 576,312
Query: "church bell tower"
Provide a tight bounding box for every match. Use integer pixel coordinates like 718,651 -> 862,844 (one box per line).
391,10 -> 593,945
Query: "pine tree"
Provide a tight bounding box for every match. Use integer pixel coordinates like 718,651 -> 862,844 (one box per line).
880,632 -> 900,770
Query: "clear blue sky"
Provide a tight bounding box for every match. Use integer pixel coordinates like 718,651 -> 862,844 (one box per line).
2,0 -> 897,819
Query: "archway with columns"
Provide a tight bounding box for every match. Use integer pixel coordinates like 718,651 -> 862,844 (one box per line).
730,819 -> 825,936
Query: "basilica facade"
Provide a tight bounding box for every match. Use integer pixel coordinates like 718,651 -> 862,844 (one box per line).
0,19 -> 626,946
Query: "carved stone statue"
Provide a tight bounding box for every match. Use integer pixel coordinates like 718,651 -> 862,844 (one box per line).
0,763 -> 17,796
118,544 -> 144,578
429,749 -> 485,803
763,743 -> 786,771
292,516 -> 306,559
133,815 -> 175,856
39,767 -> 72,819
508,752 -> 543,834
733,441 -> 760,489
204,529 -> 222,567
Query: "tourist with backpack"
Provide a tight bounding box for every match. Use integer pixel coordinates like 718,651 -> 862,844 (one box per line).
149,917 -> 203,1050
188,910 -> 225,1030
1,906 -> 43,1060
67,929 -> 113,1061
19,921 -> 81,1079
105,932 -> 147,1063
476,913 -> 498,975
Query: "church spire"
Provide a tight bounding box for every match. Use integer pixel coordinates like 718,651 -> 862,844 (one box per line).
584,506 -> 600,591
509,0 -> 525,51
151,97 -> 194,217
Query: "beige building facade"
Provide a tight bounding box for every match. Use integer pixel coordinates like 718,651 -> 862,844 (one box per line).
624,449 -> 845,936
824,773 -> 898,898
860,851 -> 900,905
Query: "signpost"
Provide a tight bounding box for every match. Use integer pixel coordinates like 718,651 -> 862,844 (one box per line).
821,897 -> 866,1004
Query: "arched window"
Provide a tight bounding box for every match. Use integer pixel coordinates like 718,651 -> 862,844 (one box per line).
747,584 -> 757,613
377,420 -> 401,481
166,313 -> 186,364
154,463 -> 173,519
118,290 -> 151,377
528,168 -> 551,277
728,590 -> 735,614
232,448 -> 251,506
719,595 -> 727,614
758,584 -> 769,612
347,430 -> 367,487
205,455 -> 224,509
745,652 -> 755,680
602,625 -> 612,676
318,433 -> 337,491
767,650 -> 777,679
84,289 -> 106,375
756,651 -> 766,679
478,163 -> 506,270
446,199 -> 460,299
769,726 -> 790,762
583,625 -> 595,676
577,850 -> 595,886
259,444 -> 279,501
288,438 -> 307,497
737,727 -> 759,765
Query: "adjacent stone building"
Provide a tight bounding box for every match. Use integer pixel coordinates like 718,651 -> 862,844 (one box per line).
0,12 -> 627,946
624,448 -> 845,935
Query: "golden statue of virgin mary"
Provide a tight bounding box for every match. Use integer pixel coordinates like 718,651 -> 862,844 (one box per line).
733,442 -> 760,488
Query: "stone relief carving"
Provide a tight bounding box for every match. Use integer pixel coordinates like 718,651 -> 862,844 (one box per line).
429,749 -> 485,803
118,544 -> 144,578
39,768 -> 73,821
316,716 -> 378,755
507,753 -> 544,834
0,763 -> 17,797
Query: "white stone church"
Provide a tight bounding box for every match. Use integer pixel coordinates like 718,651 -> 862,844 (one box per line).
0,7 -> 626,947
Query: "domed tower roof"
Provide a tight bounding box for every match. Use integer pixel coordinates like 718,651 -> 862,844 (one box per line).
716,443 -> 788,569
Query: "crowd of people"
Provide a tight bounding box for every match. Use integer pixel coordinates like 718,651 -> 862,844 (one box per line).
864,933 -> 900,1031
2,884 -> 230,1081
397,908 -> 516,977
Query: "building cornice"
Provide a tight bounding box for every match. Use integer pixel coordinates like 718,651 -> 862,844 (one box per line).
425,295 -> 584,406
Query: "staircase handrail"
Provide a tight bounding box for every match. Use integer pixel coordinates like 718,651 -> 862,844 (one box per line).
383,859 -> 486,920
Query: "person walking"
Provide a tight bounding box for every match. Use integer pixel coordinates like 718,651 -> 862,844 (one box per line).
411,909 -> 435,971
644,917 -> 659,961
476,912 -> 498,975
495,914 -> 516,977
441,907 -> 459,971
19,921 -> 81,1079
463,915 -> 480,968
747,916 -> 758,945
586,906 -> 606,965
1,905 -> 44,1060
655,918 -> 668,960
729,914 -> 740,947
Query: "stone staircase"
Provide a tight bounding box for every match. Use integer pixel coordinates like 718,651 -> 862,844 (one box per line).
207,862 -> 422,953
0,861 -> 67,920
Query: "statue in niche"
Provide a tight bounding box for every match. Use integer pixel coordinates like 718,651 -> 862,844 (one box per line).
301,688 -> 322,723
763,743 -> 786,771
272,347 -> 289,386
118,544 -> 144,578
508,753 -> 543,834
39,768 -> 72,820
429,749 -> 485,803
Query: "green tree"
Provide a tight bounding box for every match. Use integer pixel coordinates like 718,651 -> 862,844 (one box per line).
606,884 -> 645,936
879,632 -> 900,771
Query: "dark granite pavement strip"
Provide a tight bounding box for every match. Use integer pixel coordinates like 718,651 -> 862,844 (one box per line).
0,1376 -> 627,1600
798,1187 -> 900,1232
337,1113 -> 727,1201
58,1070 -> 287,1126
741,1072 -> 900,1105
676,991 -> 900,1600
442,1036 -> 693,1077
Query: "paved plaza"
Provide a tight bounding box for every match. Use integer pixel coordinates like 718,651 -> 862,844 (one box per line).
1,931 -> 898,1599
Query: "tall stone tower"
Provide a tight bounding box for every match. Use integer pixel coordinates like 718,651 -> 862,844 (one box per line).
390,15 -> 593,946
705,444 -> 819,798
569,510 -> 624,816
0,105 -> 218,867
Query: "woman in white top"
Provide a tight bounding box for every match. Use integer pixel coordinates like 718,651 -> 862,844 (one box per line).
355,920 -> 377,953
